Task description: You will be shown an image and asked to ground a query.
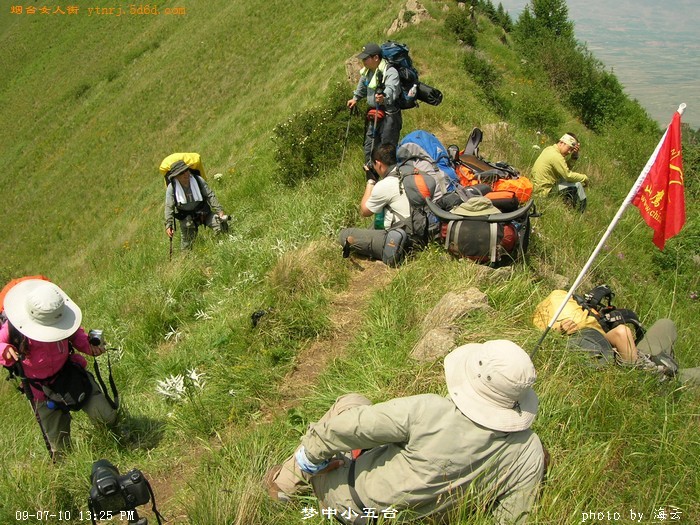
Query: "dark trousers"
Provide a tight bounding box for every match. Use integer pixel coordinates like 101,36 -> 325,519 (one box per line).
339,228 -> 387,261
363,110 -> 402,163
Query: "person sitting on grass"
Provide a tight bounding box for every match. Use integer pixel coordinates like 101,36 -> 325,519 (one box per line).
533,289 -> 700,384
264,340 -> 548,524
338,143 -> 413,266
530,133 -> 588,212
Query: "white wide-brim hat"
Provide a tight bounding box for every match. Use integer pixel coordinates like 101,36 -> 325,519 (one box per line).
3,279 -> 82,342
444,340 -> 538,432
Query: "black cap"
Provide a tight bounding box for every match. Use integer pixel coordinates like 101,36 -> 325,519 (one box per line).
357,42 -> 382,60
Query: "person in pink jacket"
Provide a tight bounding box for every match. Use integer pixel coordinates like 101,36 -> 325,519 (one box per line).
0,279 -> 117,457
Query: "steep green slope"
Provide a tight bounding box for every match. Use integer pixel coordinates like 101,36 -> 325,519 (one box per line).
1,1 -> 698,524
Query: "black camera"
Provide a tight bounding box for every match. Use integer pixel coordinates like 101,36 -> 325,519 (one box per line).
363,162 -> 379,182
88,459 -> 161,525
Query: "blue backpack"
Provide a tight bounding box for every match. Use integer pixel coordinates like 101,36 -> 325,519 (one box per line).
381,41 -> 420,110
397,130 -> 461,198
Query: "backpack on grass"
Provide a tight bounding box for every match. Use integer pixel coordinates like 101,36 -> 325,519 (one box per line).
455,127 -> 533,204
159,152 -> 205,185
397,130 -> 461,201
388,166 -> 439,249
424,197 -> 533,266
572,285 -> 646,344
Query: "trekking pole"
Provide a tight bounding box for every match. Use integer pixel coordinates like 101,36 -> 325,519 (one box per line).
340,106 -> 356,167
12,359 -> 55,461
168,221 -> 175,262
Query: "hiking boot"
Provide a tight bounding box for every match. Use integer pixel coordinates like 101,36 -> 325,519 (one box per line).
619,353 -> 665,377
342,238 -> 353,258
264,465 -> 291,503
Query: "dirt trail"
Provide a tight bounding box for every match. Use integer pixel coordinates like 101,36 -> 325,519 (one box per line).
149,257 -> 394,520
266,258 -> 394,416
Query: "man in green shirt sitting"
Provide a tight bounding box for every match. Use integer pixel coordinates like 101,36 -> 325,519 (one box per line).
530,132 -> 588,212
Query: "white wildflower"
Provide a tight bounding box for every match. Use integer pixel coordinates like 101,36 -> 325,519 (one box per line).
164,326 -> 182,342
165,289 -> 176,306
156,374 -> 185,401
194,309 -> 212,321
187,368 -> 207,390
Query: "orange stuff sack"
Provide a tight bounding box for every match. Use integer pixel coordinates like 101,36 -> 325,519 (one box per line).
0,275 -> 51,313
493,176 -> 533,204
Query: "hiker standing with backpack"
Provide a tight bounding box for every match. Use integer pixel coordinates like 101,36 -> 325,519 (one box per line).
347,42 -> 403,163
0,279 -> 118,459
530,133 -> 589,212
162,154 -> 230,251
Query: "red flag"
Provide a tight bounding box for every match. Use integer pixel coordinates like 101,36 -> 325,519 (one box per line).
632,111 -> 685,250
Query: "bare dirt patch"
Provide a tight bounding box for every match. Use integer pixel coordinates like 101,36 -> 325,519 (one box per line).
266,257 -> 395,416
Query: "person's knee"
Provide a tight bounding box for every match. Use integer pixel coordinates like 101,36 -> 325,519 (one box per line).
605,324 -> 637,362
333,393 -> 372,414
648,318 -> 677,339
86,394 -> 118,426
339,229 -> 352,246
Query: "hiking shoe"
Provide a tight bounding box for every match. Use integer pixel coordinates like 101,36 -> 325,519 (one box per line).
619,353 -> 665,375
264,465 -> 291,503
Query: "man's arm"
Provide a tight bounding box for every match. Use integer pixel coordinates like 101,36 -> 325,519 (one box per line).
381,66 -> 401,108
561,169 -> 588,185
551,152 -> 588,185
199,177 -> 224,214
360,180 -> 376,217
301,397 -> 415,464
164,186 -> 176,230
348,74 -> 368,109
491,433 -> 546,525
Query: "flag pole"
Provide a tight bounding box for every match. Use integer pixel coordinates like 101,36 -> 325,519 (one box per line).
530,104 -> 686,357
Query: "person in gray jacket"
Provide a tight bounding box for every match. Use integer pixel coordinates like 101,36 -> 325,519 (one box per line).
347,42 -> 403,163
265,340 -> 547,524
164,160 -> 228,250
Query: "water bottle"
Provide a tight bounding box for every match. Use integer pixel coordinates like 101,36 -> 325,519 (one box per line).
408,83 -> 418,99
374,210 -> 385,229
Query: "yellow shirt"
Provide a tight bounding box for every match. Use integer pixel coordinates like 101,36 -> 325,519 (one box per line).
533,290 -> 604,333
530,145 -> 588,196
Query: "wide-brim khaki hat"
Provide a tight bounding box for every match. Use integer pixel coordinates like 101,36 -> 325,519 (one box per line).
451,196 -> 500,217
3,279 -> 82,342
444,340 -> 538,432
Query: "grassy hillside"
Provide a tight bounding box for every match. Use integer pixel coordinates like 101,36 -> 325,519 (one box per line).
2,1 -> 699,524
